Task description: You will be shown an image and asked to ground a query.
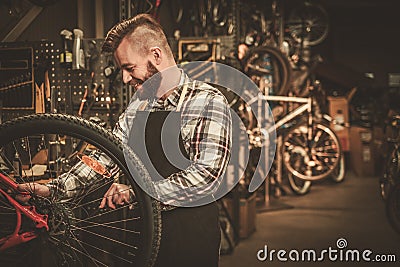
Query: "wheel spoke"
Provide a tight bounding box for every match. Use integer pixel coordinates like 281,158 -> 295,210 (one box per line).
69,224 -> 138,250
52,236 -> 107,267
0,114 -> 160,266
283,124 -> 341,180
72,216 -> 141,234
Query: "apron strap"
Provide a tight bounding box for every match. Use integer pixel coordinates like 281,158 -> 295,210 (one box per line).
137,80 -> 193,112
176,81 -> 193,112
138,100 -> 149,111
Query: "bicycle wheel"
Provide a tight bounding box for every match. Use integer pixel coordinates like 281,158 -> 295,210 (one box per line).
330,152 -> 345,183
0,114 -> 161,267
287,172 -> 312,195
386,183 -> 400,234
283,123 -> 341,181
380,146 -> 400,201
287,0 -> 329,46
242,45 -> 292,96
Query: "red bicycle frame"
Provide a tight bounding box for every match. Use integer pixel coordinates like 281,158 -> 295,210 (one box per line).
0,172 -> 49,251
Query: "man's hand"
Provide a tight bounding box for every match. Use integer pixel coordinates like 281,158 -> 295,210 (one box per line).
15,183 -> 50,202
99,183 -> 133,209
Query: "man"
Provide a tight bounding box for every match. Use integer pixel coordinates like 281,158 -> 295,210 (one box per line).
102,14 -> 232,267
19,13 -> 232,267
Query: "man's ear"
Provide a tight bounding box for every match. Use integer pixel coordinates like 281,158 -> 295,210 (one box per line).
150,47 -> 162,65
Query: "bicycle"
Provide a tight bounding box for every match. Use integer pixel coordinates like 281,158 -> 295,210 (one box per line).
380,114 -> 400,200
245,82 -> 342,195
240,0 -> 329,97
239,0 -> 292,96
0,113 -> 161,267
197,57 -> 343,195
382,115 -> 400,234
286,0 -> 329,47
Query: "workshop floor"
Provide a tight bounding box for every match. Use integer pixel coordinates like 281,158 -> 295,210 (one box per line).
219,171 -> 400,267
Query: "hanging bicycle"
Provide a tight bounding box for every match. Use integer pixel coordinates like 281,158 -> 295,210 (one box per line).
377,114 -> 400,234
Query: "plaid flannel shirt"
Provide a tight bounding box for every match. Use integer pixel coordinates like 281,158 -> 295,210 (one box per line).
47,71 -> 232,209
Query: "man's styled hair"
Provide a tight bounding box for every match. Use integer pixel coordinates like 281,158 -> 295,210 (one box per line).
102,13 -> 173,58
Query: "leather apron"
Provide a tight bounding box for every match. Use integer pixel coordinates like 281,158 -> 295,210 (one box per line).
130,82 -> 220,267
130,82 -> 190,181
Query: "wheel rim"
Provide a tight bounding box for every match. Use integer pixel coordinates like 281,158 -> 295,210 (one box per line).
242,46 -> 291,95
0,114 -> 160,267
287,172 -> 312,195
331,154 -> 345,183
287,1 -> 329,46
283,123 -> 341,181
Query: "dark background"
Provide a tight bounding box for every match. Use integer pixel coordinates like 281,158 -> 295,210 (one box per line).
320,0 -> 400,89
1,0 -> 399,94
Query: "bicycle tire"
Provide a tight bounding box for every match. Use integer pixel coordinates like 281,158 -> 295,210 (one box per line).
380,146 -> 400,201
0,113 -> 161,267
287,172 -> 312,195
282,123 -> 341,181
287,1 -> 329,46
330,153 -> 345,183
242,45 -> 292,96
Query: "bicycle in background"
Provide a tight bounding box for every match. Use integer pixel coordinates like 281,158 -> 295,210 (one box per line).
380,114 -> 400,234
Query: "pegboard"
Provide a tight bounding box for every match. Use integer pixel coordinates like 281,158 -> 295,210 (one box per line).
50,38 -> 124,128
0,40 -> 125,127
0,41 -> 58,122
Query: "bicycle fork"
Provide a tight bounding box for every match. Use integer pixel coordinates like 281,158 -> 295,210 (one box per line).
0,172 -> 49,251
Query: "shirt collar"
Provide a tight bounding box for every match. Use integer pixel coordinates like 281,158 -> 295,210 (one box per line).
156,69 -> 190,108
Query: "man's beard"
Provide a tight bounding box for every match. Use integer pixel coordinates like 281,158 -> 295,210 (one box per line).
135,61 -> 160,100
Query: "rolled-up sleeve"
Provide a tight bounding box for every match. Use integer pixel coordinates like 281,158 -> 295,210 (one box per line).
46,108 -> 135,199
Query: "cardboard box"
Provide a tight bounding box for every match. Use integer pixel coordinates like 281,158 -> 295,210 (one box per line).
327,88 -> 356,152
349,126 -> 375,176
328,96 -> 350,151
223,194 -> 256,239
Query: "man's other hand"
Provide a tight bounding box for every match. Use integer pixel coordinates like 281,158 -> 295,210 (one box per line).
16,183 -> 50,202
99,183 -> 133,209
